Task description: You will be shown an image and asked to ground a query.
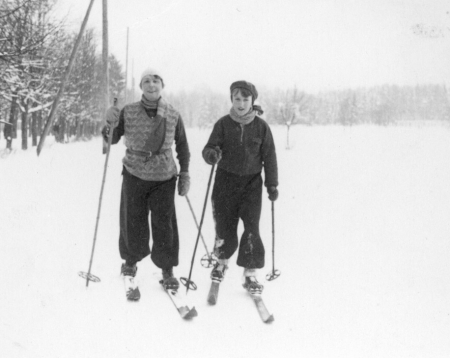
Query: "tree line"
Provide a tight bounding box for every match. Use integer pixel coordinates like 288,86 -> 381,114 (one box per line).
1,0 -> 449,152
167,83 -> 450,128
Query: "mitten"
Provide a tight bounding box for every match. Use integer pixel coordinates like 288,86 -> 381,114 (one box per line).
204,146 -> 222,165
106,106 -> 120,127
178,172 -> 190,196
267,186 -> 278,201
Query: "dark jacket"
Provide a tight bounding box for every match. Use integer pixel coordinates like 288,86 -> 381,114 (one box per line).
203,115 -> 278,187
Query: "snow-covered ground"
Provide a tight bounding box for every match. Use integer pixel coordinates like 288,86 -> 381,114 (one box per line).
1,123 -> 450,358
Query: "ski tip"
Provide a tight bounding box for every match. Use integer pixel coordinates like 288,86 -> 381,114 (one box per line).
184,307 -> 198,319
179,306 -> 198,319
126,287 -> 141,301
264,315 -> 275,323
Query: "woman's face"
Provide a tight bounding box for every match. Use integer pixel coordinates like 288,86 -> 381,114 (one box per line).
232,90 -> 252,116
141,76 -> 163,101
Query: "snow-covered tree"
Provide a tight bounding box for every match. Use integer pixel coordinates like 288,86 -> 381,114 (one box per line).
276,87 -> 308,149
0,0 -> 63,150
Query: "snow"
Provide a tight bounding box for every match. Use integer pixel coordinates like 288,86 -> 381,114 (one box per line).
1,124 -> 450,358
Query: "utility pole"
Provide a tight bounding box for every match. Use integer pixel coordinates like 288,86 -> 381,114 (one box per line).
101,0 -> 110,154
125,27 -> 129,103
131,58 -> 135,102
102,0 -> 109,112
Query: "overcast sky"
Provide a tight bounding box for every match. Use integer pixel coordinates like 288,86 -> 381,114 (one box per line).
53,0 -> 450,94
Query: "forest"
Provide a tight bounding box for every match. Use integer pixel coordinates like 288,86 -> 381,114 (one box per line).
1,0 -> 449,152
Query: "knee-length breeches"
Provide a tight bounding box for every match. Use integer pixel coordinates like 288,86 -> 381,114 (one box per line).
119,168 -> 179,269
211,168 -> 264,269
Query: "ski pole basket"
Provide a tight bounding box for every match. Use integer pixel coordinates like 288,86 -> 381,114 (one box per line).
200,252 -> 218,268
180,277 -> 197,291
266,269 -> 281,281
78,271 -> 101,283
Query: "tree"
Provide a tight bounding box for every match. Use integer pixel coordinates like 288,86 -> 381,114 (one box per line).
337,91 -> 359,126
277,87 -> 307,149
0,0 -> 62,150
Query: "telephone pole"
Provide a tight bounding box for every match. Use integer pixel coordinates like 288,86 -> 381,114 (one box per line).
125,27 -> 129,103
102,0 -> 110,111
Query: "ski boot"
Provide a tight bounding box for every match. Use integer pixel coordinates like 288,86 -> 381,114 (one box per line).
121,262 -> 140,301
243,269 -> 264,294
210,259 -> 228,283
162,267 -> 179,291
121,262 -> 137,277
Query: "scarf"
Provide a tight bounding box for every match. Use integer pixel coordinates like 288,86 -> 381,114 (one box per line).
139,95 -> 169,153
229,105 -> 264,125
141,95 -> 168,118
141,94 -> 158,109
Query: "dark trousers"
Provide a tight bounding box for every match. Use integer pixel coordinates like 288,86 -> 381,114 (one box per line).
119,168 -> 179,269
211,168 -> 264,269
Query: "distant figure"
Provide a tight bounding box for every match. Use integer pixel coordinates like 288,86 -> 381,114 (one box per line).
102,68 -> 190,298
202,80 -> 278,294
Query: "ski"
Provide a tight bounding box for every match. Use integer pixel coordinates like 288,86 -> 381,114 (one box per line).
248,292 -> 274,323
159,280 -> 198,319
209,279 -> 273,323
207,281 -> 220,305
123,275 -> 140,301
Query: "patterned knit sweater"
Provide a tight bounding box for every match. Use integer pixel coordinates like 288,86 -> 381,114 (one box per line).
107,100 -> 190,181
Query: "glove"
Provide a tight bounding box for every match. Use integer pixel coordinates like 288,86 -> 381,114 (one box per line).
267,186 -> 278,201
204,146 -> 222,165
101,125 -> 112,140
178,172 -> 190,196
105,106 -> 120,127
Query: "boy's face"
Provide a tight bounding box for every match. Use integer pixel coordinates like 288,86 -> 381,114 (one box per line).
232,90 -> 252,116
141,76 -> 163,101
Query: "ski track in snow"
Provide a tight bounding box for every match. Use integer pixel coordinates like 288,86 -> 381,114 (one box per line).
1,124 -> 450,358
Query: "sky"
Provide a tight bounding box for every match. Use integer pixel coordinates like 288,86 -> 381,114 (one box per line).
51,0 -> 450,94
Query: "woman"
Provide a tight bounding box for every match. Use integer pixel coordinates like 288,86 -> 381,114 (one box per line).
103,68 -> 190,298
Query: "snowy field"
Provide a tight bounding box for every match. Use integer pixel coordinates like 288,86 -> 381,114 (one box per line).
1,123 -> 450,358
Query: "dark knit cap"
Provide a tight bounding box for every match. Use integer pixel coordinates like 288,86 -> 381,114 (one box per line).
230,80 -> 258,101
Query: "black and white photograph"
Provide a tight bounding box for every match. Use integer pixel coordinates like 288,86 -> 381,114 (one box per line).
1,0 -> 450,357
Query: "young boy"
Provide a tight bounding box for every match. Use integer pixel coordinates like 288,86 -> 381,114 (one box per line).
202,80 -> 278,294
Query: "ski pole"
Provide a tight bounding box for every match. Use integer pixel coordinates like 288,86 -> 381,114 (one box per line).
181,164 -> 216,294
266,201 -> 281,281
185,195 -> 217,268
79,98 -> 118,287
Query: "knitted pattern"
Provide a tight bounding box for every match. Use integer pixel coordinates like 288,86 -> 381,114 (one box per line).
122,100 -> 179,181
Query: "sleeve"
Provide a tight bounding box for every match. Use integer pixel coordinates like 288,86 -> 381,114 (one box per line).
202,119 -> 224,162
102,108 -> 125,144
174,115 -> 190,173
261,123 -> 278,187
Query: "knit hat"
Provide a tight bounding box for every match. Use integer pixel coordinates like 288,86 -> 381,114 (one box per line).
230,80 -> 258,102
140,68 -> 164,88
